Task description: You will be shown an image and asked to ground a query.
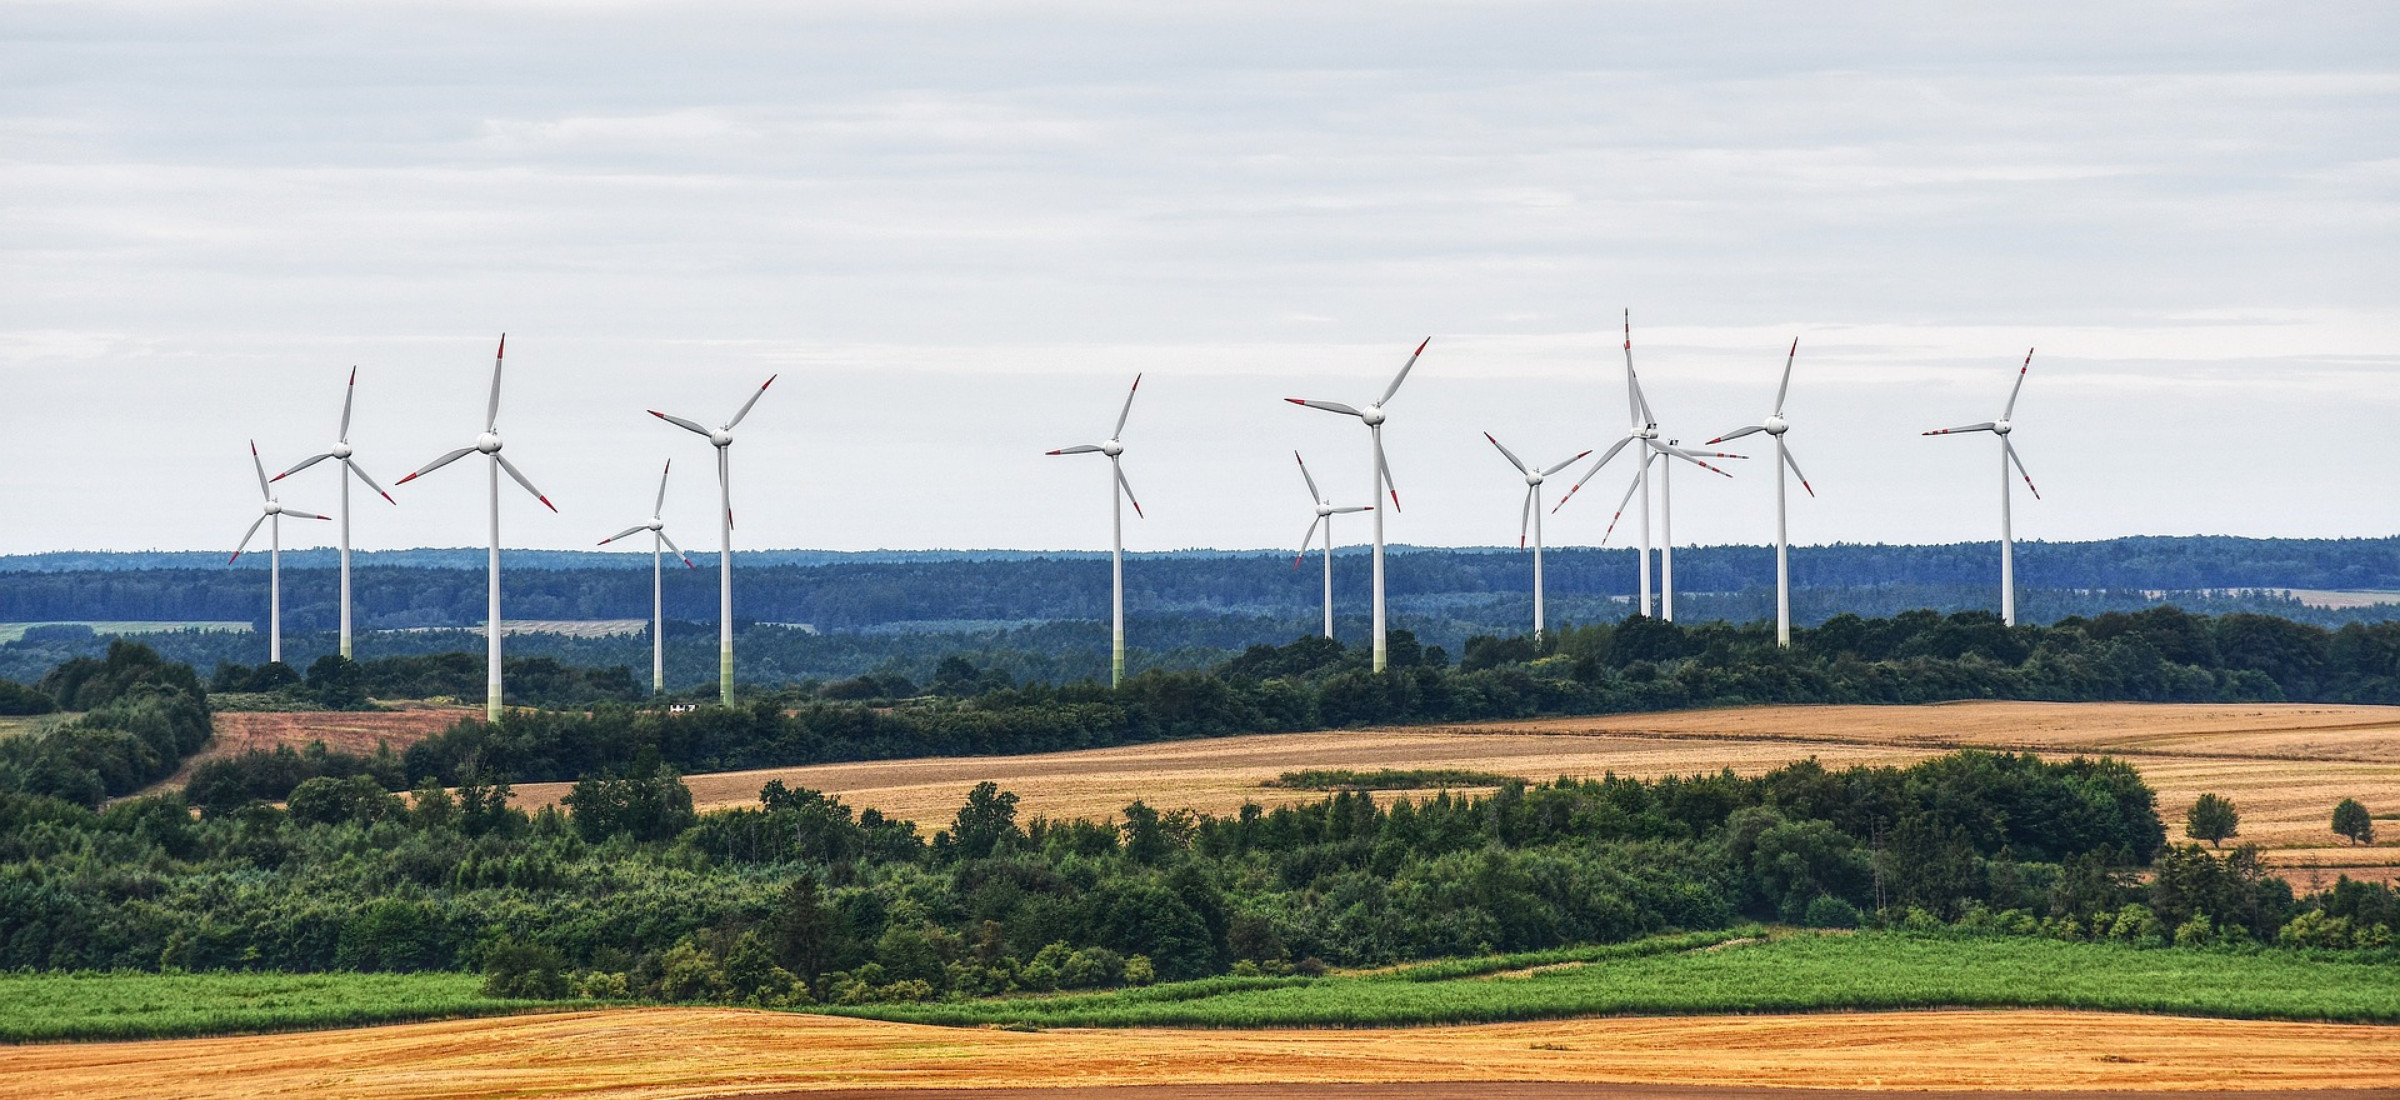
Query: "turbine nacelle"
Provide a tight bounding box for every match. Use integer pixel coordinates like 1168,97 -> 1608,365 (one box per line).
1524,470 -> 1545,487
1101,440 -> 1124,458
1994,419 -> 2014,436
1361,405 -> 1386,427
1763,414 -> 1789,437
331,441 -> 354,460
476,432 -> 503,455
262,500 -> 283,516
709,428 -> 734,448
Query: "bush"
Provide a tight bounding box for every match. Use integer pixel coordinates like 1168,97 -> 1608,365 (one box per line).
0,681 -> 55,716
482,938 -> 569,999
2186,793 -> 2239,847
1803,895 -> 1861,929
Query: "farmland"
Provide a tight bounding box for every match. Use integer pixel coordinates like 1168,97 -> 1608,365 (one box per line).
502,701 -> 2400,878
0,970 -> 559,1043
2,1005 -> 2391,1098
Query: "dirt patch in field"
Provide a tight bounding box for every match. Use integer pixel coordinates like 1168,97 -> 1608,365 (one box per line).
148,704 -> 476,792
508,702 -> 2400,856
1,1008 -> 2390,1099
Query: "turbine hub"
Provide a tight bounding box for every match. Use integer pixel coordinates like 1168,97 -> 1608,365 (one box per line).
1634,425 -> 1656,440
1764,415 -> 1789,436
476,432 -> 503,454
1994,419 -> 2013,436
1362,406 -> 1386,426
1525,471 -> 1543,487
1317,504 -> 1334,517
263,500 -> 282,516
710,428 -> 734,448
331,442 -> 354,460
1102,440 -> 1124,457
650,519 -> 665,531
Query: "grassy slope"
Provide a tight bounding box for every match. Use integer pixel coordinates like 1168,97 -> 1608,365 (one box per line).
0,971 -> 569,1043
831,931 -> 2400,1029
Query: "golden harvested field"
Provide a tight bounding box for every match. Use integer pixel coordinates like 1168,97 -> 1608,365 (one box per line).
510,702 -> 2400,866
3,1007 -> 2394,1099
146,704 -> 476,793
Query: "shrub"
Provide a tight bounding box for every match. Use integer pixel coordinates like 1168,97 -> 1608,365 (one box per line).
2185,793 -> 2239,847
1803,895 -> 1860,929
482,938 -> 569,999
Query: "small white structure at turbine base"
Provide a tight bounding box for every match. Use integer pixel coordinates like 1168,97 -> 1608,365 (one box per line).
1291,451 -> 1370,641
231,441 -> 329,667
1289,338 -> 1429,673
1706,338 -> 1813,647
652,374 -> 777,707
396,335 -> 558,723
1049,375 -> 1146,687
272,367 -> 397,661
1923,349 -> 2043,626
600,459 -> 696,696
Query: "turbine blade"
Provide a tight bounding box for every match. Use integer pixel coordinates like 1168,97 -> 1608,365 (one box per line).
1296,514 -> 1322,567
657,528 -> 693,565
1539,449 -> 1593,477
1115,461 -> 1144,518
651,410 -> 712,437
345,459 -> 396,504
339,365 -> 357,442
1708,424 -> 1765,445
1111,373 -> 1141,441
1519,487 -> 1532,549
1599,464 -> 1647,545
230,515 -> 266,563
250,441 -> 270,499
1554,437 -> 1633,512
282,509 -> 332,521
1774,337 -> 1798,417
1295,451 -> 1322,503
486,335 -> 506,432
1484,432 -> 1529,474
1375,434 -> 1400,512
654,458 -> 672,516
1656,442 -> 1734,478
1922,422 -> 1997,436
727,374 -> 777,429
600,524 -> 650,544
397,446 -> 476,484
2003,348 -> 2034,420
1286,398 -> 1363,417
1048,444 -> 1104,455
1378,337 -> 1430,407
1783,446 -> 1816,498
274,453 -> 334,482
1331,505 -> 1372,514
496,454 -> 557,512
2006,438 -> 2042,499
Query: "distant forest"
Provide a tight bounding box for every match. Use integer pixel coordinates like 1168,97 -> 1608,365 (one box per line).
1,536 -> 2397,686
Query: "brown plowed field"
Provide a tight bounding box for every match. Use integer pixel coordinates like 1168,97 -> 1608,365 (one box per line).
507,702 -> 2400,862
151,704 -> 475,791
2,1008 -> 2392,1099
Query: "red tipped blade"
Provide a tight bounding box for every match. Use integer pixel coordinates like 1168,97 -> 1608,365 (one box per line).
538,495 -> 556,513
496,333 -> 506,359
1413,336 -> 1430,355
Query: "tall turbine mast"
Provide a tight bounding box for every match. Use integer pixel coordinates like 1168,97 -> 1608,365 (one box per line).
1048,374 -> 1146,687
1289,338 -> 1428,673
1705,338 -> 1813,646
232,441 -> 329,666
1484,434 -> 1589,639
600,459 -> 696,695
272,367 -> 397,660
1923,349 -> 2041,625
1292,451 -> 1370,640
396,335 -> 558,722
652,375 -> 777,706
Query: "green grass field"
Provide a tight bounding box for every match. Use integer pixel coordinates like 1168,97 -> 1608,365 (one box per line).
0,621 -> 250,644
831,931 -> 2400,1029
0,971 -> 566,1043
0,713 -> 76,740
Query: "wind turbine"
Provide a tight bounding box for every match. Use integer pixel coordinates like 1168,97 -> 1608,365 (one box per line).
1924,349 -> 2042,626
1483,434 -> 1589,639
1705,338 -> 1813,647
395,335 -> 557,723
1289,338 -> 1429,673
1579,435 -> 1744,622
650,375 -> 777,707
1291,451 -> 1371,640
1552,313 -> 1729,618
270,367 -> 397,660
599,459 -> 696,696
1048,375 -> 1144,688
232,441 -> 329,666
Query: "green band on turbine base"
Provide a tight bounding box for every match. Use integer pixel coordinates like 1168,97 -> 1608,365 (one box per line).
720,647 -> 734,705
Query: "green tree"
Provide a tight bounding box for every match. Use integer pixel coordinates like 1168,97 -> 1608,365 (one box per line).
2333,798 -> 2376,846
2185,793 -> 2239,848
946,781 -> 1022,861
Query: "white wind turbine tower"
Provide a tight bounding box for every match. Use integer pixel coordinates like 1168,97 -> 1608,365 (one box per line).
1290,451 -> 1371,640
1923,349 -> 2042,626
1551,313 -> 1728,619
1705,338 -> 1814,647
1573,434 -> 1744,623
1289,338 -> 1428,673
1483,434 -> 1590,639
271,367 -> 396,660
599,460 -> 696,696
232,441 -> 330,666
395,335 -> 557,723
650,375 -> 777,707
1047,375 -> 1145,688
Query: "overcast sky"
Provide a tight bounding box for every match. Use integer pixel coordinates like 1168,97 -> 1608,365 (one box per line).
2,1 -> 2395,557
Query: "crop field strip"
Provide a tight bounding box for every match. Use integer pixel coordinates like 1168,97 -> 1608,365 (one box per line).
5,1005 -> 2393,1099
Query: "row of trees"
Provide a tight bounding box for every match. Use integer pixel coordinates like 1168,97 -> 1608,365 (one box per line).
0,643 -> 212,807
